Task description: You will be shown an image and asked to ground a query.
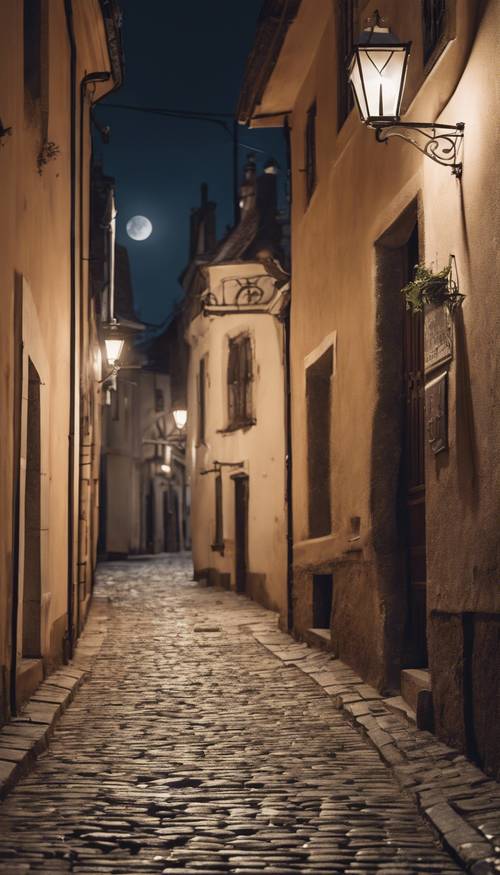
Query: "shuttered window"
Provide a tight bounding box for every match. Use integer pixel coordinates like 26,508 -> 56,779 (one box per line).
227,334 -> 254,429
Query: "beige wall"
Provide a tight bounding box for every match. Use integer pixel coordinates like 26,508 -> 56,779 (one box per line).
102,369 -> 183,557
0,0 -> 115,717
187,262 -> 288,617
248,0 -> 499,771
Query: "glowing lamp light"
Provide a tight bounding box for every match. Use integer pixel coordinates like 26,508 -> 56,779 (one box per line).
104,336 -> 125,367
348,12 -> 464,177
349,22 -> 410,125
161,463 -> 171,475
172,408 -> 188,431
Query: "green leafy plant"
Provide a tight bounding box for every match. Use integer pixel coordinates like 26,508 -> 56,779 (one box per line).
401,262 -> 464,313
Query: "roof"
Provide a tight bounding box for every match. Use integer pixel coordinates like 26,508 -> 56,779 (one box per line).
99,0 -> 125,88
237,0 -> 303,125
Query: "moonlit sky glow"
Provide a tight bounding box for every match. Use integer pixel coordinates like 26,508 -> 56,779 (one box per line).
126,215 -> 153,241
93,0 -> 285,326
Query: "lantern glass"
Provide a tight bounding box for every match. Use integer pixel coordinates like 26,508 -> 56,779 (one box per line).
104,337 -> 124,366
349,27 -> 411,124
172,408 -> 187,430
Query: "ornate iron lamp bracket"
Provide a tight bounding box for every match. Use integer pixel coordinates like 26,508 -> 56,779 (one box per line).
375,122 -> 464,177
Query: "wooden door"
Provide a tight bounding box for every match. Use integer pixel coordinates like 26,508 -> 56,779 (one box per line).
402,225 -> 427,665
233,475 -> 248,594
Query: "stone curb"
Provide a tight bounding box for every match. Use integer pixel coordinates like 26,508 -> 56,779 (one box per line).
250,625 -> 499,874
0,597 -> 109,801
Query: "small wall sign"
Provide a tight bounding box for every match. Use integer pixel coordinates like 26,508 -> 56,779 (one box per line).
424,304 -> 453,374
425,371 -> 448,455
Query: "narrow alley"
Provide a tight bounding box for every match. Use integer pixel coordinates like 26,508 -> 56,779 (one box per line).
0,556 -> 463,874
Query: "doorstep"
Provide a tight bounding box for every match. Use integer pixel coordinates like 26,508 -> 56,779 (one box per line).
303,627 -> 334,652
250,623 -> 500,874
0,599 -> 109,800
15,658 -> 44,707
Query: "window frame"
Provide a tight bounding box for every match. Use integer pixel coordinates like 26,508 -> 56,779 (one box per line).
304,334 -> 336,540
197,355 -> 207,445
226,333 -> 255,432
337,0 -> 359,131
422,0 -> 451,73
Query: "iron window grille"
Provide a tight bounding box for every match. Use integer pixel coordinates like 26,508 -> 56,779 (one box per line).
422,0 -> 446,66
227,334 -> 254,430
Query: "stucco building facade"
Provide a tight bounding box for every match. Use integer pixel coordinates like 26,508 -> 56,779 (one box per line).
184,171 -> 290,617
0,0 -> 122,720
239,0 -> 499,776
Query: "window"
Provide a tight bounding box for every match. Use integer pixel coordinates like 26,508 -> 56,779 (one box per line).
227,334 -> 254,430
338,0 -> 359,129
197,356 -> 206,444
24,0 -> 48,128
422,0 -> 446,66
306,345 -> 333,538
24,0 -> 42,102
154,389 -> 164,413
305,102 -> 317,204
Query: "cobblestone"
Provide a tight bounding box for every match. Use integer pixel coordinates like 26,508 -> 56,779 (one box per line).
0,555 -> 476,872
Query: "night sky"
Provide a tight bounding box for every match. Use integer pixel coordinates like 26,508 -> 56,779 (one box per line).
93,0 -> 286,326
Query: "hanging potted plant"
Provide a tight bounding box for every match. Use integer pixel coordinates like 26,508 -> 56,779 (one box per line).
401,259 -> 464,313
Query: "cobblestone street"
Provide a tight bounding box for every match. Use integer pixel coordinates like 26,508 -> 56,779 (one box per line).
0,556 -> 465,874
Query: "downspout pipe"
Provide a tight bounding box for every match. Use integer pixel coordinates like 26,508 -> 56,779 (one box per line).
77,70 -> 110,636
9,280 -> 24,716
64,0 -> 77,660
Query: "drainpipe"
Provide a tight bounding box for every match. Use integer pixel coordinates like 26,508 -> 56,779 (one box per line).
283,115 -> 294,632
9,280 -> 24,716
77,70 -> 110,635
64,0 -> 77,661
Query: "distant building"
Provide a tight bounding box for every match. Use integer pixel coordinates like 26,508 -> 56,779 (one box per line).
0,0 -> 123,719
95,185 -> 190,559
238,0 -> 500,777
183,168 -> 290,618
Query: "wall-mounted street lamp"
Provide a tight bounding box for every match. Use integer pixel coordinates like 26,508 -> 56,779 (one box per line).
349,11 -> 464,177
172,407 -> 188,431
102,321 -> 125,381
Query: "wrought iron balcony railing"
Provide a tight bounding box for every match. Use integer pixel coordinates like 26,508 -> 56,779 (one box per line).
201,271 -> 289,317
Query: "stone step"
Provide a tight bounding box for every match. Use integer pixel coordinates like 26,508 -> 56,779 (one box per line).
401,668 -> 434,731
304,627 -> 334,652
385,694 -> 417,724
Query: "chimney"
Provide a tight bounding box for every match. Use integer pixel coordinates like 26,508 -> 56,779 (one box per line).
189,183 -> 217,259
255,157 -> 280,251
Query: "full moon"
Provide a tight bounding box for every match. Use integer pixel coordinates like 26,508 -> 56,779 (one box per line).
126,215 -> 153,241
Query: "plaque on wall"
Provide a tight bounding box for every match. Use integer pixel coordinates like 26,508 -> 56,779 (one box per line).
424,304 -> 453,374
425,371 -> 448,455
